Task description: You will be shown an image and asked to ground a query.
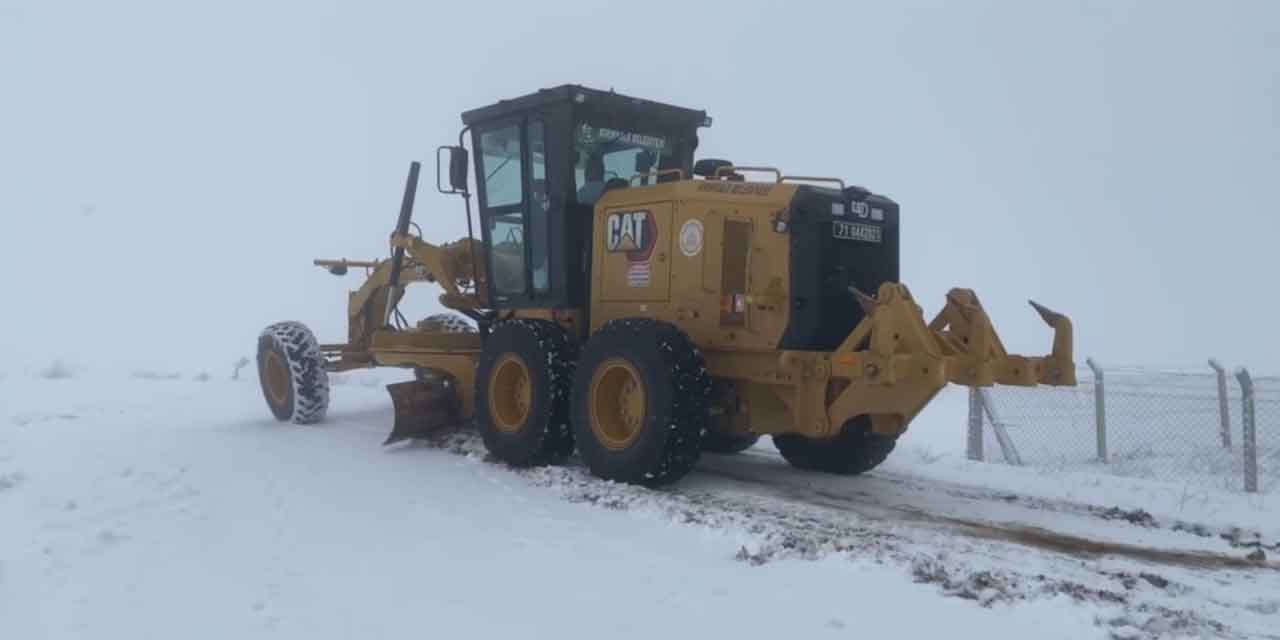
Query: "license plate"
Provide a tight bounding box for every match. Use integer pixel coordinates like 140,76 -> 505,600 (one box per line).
832,221 -> 882,243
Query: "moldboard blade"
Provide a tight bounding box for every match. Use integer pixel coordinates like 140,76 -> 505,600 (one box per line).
384,380 -> 459,445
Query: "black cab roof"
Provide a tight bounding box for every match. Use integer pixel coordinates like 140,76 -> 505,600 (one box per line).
460,84 -> 709,129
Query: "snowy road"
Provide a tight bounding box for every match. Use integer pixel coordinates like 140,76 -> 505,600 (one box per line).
3,375 -> 1278,639
696,450 -> 1274,569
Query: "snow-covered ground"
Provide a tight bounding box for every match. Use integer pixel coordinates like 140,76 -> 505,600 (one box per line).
3,372 -> 1278,639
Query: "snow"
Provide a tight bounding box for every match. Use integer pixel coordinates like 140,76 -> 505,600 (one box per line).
4,373 -> 1278,638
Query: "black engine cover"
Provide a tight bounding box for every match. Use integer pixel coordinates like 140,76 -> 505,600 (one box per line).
779,186 -> 900,351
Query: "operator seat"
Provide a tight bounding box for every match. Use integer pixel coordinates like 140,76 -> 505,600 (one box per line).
576,154 -> 607,205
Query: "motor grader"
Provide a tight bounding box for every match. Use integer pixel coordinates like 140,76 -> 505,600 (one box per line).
256,84 -> 1075,486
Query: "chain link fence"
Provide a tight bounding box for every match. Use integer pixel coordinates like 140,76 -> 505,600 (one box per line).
1244,373 -> 1280,493
969,361 -> 1277,493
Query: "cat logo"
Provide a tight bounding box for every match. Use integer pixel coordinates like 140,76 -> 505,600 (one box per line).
605,210 -> 656,261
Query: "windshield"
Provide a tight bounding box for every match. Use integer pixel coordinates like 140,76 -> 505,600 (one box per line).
573,122 -> 676,205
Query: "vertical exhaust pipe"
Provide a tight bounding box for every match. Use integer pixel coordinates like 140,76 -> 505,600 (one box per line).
383,161 -> 422,327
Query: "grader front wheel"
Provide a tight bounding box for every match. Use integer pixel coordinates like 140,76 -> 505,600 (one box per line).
474,320 -> 576,467
256,321 -> 330,424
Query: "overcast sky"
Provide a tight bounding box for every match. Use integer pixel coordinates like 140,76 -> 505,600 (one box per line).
2,0 -> 1277,376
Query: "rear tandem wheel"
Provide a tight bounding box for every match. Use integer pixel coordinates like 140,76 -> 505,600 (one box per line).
772,416 -> 897,475
474,319 -> 576,467
701,430 -> 760,454
571,319 -> 712,486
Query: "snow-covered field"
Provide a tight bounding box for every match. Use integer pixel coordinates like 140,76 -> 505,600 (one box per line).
3,372 -> 1279,639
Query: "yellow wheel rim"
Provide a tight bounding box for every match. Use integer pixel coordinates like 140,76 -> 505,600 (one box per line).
589,358 -> 647,450
488,354 -> 532,433
263,350 -> 290,406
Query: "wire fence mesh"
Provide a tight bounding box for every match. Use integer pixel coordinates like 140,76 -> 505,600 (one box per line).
1253,376 -> 1280,493
975,363 -> 1276,493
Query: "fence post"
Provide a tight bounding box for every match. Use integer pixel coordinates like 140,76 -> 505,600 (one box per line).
1086,358 -> 1107,463
967,387 -> 984,461
1209,359 -> 1232,448
1235,368 -> 1258,493
978,388 -> 1023,465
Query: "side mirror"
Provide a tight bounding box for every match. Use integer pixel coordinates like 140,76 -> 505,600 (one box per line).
436,145 -> 469,194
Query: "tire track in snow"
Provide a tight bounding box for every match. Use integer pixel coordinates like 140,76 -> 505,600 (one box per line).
395,429 -> 1280,640
694,456 -> 1275,571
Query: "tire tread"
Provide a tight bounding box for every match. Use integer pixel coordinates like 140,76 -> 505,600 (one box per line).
258,321 -> 330,424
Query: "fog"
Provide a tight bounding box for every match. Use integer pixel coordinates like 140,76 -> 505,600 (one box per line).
3,0 -> 1277,376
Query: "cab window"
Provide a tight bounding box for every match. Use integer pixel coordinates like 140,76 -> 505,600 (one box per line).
573,123 -> 673,205
480,124 -> 525,298
487,212 -> 526,296
480,125 -> 523,208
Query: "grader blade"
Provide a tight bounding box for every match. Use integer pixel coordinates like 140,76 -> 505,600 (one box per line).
383,379 -> 461,445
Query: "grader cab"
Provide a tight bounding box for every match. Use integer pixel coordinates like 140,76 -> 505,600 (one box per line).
256,85 -> 1075,486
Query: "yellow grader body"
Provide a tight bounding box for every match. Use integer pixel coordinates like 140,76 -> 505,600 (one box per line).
257,85 -> 1074,486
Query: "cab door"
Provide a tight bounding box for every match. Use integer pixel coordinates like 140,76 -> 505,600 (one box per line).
474,118 -> 555,308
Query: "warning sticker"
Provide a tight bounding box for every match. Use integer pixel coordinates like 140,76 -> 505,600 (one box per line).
627,262 -> 651,287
